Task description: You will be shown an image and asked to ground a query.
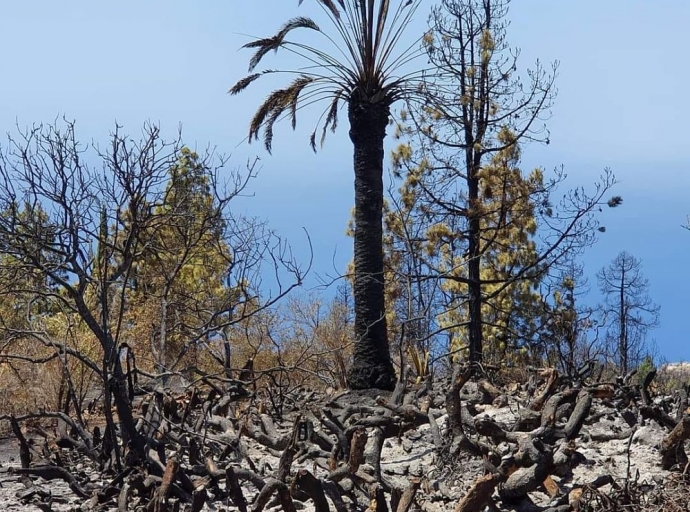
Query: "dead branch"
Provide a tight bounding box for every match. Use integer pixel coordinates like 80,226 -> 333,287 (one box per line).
540,388 -> 579,427
661,414 -> 690,470
529,369 -> 560,411
395,478 -> 421,512
640,405 -> 678,430
564,391 -> 592,440
252,478 -> 296,512
348,428 -> 368,473
149,456 -> 179,512
225,465 -> 249,512
640,368 -> 657,406
292,469 -> 329,512
10,465 -> 92,499
454,473 -> 499,512
8,415 -> 31,469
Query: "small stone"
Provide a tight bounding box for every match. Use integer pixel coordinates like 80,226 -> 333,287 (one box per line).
409,463 -> 423,477
384,464 -> 407,476
632,426 -> 663,448
493,394 -> 508,407
407,431 -> 422,441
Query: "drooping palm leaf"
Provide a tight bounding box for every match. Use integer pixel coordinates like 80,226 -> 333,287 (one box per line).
245,17 -> 320,71
228,73 -> 264,95
249,76 -> 316,153
320,92 -> 342,148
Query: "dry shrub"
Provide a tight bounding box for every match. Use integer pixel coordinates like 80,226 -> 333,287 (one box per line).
0,327 -> 100,420
576,473 -> 690,512
491,363 -> 532,388
200,292 -> 354,398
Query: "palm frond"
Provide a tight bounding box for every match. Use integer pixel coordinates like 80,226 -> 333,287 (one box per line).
313,0 -> 343,20
288,76 -> 315,129
229,73 -> 263,95
321,92 -> 342,147
277,16 -> 320,40
376,0 -> 420,77
263,108 -> 283,153
249,76 -> 316,153
245,17 -> 320,71
373,0 -> 390,59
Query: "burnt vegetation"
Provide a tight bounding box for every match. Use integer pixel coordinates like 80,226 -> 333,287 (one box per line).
0,1 -> 683,512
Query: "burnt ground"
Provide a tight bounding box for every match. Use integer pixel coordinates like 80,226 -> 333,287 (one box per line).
1,371 -> 690,512
0,436 -> 81,511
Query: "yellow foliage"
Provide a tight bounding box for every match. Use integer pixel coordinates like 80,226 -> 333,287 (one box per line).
437,129 -> 544,364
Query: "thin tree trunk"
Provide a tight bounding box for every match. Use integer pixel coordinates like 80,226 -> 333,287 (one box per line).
619,269 -> 627,375
346,96 -> 396,390
111,356 -> 142,457
467,155 -> 483,363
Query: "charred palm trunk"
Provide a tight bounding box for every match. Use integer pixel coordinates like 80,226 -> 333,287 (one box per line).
346,95 -> 396,390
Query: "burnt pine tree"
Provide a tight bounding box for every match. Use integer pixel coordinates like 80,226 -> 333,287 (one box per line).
389,0 -> 622,364
392,0 -> 558,363
598,251 -> 659,375
230,0 -> 427,389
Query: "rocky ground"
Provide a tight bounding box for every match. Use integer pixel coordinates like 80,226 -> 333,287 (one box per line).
0,367 -> 689,511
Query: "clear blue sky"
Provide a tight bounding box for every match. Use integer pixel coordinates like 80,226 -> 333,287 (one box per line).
2,1 -> 689,362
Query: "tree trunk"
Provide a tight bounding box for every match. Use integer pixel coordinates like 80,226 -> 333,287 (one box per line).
111,357 -> 143,458
619,268 -> 627,375
467,154 -> 483,363
346,96 -> 396,390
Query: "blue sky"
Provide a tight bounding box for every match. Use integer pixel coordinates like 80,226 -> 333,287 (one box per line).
1,1 -> 689,362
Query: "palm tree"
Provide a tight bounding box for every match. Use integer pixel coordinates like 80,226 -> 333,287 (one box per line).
230,0 -> 425,390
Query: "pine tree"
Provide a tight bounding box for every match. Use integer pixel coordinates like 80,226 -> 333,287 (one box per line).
386,0 -> 617,365
127,148 -> 236,375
